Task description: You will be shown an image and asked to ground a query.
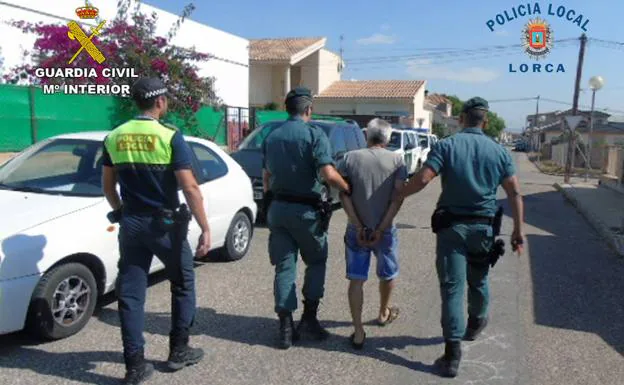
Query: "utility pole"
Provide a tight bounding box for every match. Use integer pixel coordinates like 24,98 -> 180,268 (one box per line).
534,95 -> 540,152
564,34 -> 587,184
339,35 -> 344,72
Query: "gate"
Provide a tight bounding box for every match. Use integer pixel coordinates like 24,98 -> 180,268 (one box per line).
226,106 -> 250,152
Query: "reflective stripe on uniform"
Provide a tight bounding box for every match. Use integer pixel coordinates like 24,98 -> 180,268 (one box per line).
105,120 -> 176,165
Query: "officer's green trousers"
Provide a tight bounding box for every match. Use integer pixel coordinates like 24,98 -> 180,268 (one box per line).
436,223 -> 493,341
267,201 -> 328,313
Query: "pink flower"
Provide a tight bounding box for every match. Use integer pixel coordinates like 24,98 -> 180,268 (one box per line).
151,58 -> 169,73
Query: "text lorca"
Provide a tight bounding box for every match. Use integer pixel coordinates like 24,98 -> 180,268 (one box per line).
509,63 -> 566,73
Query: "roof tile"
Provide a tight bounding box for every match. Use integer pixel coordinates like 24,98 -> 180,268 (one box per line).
249,37 -> 325,61
315,80 -> 425,99
426,93 -> 450,106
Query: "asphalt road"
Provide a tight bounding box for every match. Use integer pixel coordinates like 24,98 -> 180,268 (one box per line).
1,152 -> 623,385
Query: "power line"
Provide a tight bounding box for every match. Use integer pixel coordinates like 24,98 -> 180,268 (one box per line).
344,40 -> 579,67
539,97 -> 624,114
344,38 -> 578,63
489,97 -> 538,103
345,42 -> 579,71
588,37 -> 624,46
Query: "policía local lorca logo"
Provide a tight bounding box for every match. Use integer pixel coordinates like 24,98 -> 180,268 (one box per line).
522,17 -> 552,59
485,2 -> 591,74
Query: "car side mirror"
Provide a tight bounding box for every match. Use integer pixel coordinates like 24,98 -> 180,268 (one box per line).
419,140 -> 428,147
404,143 -> 415,150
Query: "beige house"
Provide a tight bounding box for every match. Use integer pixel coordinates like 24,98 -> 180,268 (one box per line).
425,93 -> 459,135
312,80 -> 432,129
248,37 -> 343,108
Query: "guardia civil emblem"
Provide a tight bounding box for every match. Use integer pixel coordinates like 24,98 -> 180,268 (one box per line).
522,17 -> 553,60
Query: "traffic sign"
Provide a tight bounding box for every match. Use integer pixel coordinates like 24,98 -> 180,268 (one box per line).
564,116 -> 583,131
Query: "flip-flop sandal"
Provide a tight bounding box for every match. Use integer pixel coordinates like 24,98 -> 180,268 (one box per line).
377,306 -> 400,326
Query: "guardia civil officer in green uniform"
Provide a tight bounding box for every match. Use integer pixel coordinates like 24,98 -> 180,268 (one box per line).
395,97 -> 525,378
102,77 -> 211,384
262,87 -> 351,349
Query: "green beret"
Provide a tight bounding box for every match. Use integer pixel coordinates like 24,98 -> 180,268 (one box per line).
462,97 -> 489,113
285,87 -> 313,104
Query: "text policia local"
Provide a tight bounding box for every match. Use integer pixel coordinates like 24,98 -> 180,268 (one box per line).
35,67 -> 138,96
486,2 -> 590,32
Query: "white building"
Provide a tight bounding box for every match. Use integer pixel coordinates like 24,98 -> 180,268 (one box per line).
248,37 -> 343,108
0,0 -> 249,108
313,80 -> 432,129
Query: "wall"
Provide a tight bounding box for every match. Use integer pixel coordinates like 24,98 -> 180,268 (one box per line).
313,98 -> 414,122
0,84 -> 227,151
297,51 -> 320,95
270,65 -> 287,106
249,65 -> 272,107
317,49 -> 342,95
578,132 -> 624,146
0,0 -> 249,108
412,86 -> 431,129
605,146 -> 624,180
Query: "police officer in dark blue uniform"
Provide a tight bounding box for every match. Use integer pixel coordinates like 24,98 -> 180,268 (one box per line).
102,78 -> 211,384
395,97 -> 525,378
262,87 -> 351,349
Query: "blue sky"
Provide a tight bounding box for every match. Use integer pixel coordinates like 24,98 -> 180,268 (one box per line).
148,0 -> 624,131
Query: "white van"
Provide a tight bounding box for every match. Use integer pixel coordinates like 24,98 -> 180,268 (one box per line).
416,133 -> 439,167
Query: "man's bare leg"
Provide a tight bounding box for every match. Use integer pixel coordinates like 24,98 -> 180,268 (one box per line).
378,279 -> 395,323
348,280 -> 365,343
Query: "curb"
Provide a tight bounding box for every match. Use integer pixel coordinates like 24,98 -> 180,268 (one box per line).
554,182 -> 624,257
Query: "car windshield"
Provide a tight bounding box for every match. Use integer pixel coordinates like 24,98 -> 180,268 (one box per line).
0,138 -> 104,197
388,132 -> 401,149
238,122 -> 282,150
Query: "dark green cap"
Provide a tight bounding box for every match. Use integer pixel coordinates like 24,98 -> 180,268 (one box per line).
462,97 -> 489,113
285,87 -> 313,104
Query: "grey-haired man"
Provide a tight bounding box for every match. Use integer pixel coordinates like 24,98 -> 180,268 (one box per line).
338,118 -> 407,349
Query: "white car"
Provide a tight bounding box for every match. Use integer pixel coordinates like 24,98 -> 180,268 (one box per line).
386,129 -> 421,175
0,132 -> 257,339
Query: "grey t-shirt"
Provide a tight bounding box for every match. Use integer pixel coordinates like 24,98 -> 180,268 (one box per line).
337,147 -> 408,230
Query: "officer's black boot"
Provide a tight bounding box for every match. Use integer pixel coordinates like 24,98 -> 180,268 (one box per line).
277,311 -> 299,349
464,316 -> 488,341
167,331 -> 204,371
122,349 -> 154,385
296,299 -> 329,341
434,340 -> 462,378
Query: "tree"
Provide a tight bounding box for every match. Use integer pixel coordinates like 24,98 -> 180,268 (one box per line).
432,122 -> 446,137
444,94 -> 464,116
5,0 -> 220,133
484,111 -> 506,138
442,94 -> 506,138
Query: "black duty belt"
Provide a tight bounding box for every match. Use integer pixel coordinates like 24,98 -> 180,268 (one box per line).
122,205 -> 176,217
273,193 -> 321,207
449,215 -> 494,225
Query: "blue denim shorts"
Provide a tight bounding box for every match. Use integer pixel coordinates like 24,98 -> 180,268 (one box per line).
344,224 -> 399,281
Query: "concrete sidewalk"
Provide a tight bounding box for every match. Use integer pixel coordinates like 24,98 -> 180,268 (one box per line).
554,182 -> 624,257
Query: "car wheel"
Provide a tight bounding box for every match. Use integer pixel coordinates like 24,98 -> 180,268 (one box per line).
221,211 -> 253,261
27,263 -> 98,340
